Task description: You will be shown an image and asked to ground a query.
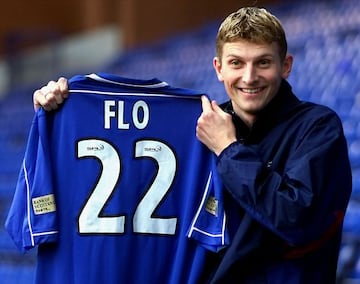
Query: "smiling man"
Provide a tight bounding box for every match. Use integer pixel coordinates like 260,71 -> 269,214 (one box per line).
196,7 -> 352,284
30,6 -> 352,284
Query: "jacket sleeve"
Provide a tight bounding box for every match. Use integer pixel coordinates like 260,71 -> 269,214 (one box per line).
216,111 -> 352,246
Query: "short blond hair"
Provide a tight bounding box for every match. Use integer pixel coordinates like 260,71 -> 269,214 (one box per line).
216,7 -> 287,61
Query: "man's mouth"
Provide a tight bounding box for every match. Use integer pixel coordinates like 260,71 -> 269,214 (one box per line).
240,87 -> 264,94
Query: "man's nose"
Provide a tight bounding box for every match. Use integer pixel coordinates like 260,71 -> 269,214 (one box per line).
242,65 -> 258,84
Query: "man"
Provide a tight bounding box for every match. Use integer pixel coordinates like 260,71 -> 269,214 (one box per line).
33,7 -> 352,284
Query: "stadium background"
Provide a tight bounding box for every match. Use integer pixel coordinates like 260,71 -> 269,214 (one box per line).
0,0 -> 359,283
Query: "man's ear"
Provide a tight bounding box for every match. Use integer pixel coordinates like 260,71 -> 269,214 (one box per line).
213,57 -> 224,82
282,54 -> 293,79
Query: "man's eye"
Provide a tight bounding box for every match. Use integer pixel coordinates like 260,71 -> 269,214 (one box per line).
258,59 -> 271,67
230,60 -> 241,66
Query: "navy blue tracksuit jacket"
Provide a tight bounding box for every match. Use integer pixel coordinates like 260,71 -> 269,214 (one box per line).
208,80 -> 352,284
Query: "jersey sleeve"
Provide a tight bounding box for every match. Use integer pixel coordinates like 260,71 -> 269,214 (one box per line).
187,165 -> 229,253
5,110 -> 58,252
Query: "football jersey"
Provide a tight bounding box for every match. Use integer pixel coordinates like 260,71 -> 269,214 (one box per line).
5,73 -> 228,284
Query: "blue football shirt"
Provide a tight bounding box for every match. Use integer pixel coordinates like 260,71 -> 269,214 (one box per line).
5,73 -> 228,284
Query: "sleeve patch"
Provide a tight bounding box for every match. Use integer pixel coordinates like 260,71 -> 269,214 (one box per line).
32,194 -> 57,215
205,196 -> 218,216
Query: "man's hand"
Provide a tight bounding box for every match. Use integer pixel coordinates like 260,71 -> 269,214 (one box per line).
196,96 -> 237,156
33,77 -> 69,111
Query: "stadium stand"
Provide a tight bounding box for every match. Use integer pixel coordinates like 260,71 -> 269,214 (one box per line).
0,0 -> 359,283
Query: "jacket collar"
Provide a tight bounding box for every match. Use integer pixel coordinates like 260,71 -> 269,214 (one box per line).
222,80 -> 301,144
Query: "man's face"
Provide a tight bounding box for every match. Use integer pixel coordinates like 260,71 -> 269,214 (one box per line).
213,40 -> 293,126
